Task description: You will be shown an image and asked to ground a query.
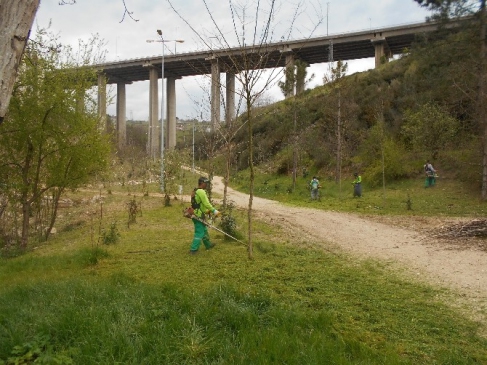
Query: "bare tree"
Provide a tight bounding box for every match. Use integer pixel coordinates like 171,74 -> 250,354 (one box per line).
167,0 -> 322,258
323,60 -> 348,191
279,59 -> 311,190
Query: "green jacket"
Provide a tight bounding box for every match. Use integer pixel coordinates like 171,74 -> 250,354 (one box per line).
309,178 -> 320,190
353,175 -> 362,184
193,188 -> 217,218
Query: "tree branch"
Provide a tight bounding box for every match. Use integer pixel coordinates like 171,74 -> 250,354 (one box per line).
119,0 -> 139,23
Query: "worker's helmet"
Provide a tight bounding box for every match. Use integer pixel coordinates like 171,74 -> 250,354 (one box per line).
198,176 -> 210,185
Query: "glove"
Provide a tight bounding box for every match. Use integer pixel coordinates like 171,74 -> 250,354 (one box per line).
213,209 -> 221,217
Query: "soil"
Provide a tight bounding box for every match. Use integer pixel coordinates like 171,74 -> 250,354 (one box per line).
210,176 -> 487,329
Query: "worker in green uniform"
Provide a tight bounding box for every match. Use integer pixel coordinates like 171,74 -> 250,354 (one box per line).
424,160 -> 437,187
309,176 -> 321,200
352,172 -> 362,197
190,177 -> 220,255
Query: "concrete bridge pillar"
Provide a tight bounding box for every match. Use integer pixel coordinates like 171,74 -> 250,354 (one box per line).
116,82 -> 126,149
225,72 -> 235,124
296,66 -> 305,95
149,67 -> 160,159
211,59 -> 221,129
371,37 -> 391,68
97,74 -> 108,131
167,77 -> 177,149
285,53 -> 295,99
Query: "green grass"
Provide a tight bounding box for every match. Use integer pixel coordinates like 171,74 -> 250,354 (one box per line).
0,190 -> 486,364
230,170 -> 487,217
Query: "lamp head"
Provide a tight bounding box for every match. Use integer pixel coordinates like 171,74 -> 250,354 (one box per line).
157,30 -> 162,36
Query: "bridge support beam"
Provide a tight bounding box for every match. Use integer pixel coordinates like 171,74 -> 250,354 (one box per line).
282,53 -> 306,97
284,53 -> 295,99
371,38 -> 391,68
167,77 -> 177,149
149,67 -> 160,159
97,74 -> 108,131
211,59 -> 221,129
116,82 -> 126,149
225,72 -> 235,124
296,66 -> 305,95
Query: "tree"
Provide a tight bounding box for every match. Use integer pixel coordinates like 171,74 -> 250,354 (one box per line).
167,0 -> 322,259
0,1 -> 39,124
0,0 -> 138,125
324,60 -> 348,187
401,102 -> 460,159
0,29 -> 111,249
413,0 -> 487,199
278,59 -> 311,190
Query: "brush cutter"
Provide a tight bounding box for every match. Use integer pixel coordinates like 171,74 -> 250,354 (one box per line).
191,215 -> 247,246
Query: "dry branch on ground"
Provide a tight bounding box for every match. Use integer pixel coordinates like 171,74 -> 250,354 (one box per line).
432,219 -> 487,239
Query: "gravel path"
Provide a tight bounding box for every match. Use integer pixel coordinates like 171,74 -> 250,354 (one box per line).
210,176 -> 487,327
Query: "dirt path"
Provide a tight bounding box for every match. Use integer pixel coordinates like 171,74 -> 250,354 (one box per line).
210,176 -> 487,327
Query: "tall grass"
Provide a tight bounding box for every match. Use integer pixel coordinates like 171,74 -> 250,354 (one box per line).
0,191 -> 486,364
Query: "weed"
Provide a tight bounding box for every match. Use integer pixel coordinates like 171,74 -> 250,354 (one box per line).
406,193 -> 413,210
2,335 -> 73,365
77,246 -> 109,266
127,197 -> 141,227
100,221 -> 120,245
164,194 -> 171,207
61,220 -> 85,232
220,201 -> 239,239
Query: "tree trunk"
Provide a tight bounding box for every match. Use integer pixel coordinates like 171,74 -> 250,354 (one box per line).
223,143 -> 231,209
336,89 -> 341,184
45,187 -> 64,241
292,103 -> 297,190
246,98 -> 254,260
479,0 -> 487,200
21,199 -> 30,249
0,0 -> 39,123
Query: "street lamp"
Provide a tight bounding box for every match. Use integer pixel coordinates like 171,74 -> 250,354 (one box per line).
192,119 -> 195,172
147,31 -> 184,193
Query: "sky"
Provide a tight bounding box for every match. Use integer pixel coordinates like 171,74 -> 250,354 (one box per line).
33,0 -> 432,122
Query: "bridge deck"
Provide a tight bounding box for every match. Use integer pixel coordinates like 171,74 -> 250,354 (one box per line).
96,19 -> 455,84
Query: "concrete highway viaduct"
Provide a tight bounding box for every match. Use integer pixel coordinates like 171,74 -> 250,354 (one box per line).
94,19 -> 455,155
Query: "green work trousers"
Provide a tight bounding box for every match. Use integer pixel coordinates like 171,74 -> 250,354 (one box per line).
424,175 -> 436,187
190,218 -> 212,251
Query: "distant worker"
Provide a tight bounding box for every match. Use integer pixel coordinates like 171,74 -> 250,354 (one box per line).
309,176 -> 321,200
189,177 -> 220,255
352,172 -> 362,197
424,160 -> 437,187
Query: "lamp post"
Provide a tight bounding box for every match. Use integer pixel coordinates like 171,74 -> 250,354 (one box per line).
192,119 -> 195,172
147,31 -> 184,193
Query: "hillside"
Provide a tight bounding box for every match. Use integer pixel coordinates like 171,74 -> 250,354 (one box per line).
219,19 -> 484,193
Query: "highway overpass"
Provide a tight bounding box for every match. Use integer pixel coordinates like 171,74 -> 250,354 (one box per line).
94,18 -> 459,153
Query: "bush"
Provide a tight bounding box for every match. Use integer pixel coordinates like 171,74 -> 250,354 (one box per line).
100,221 -> 120,245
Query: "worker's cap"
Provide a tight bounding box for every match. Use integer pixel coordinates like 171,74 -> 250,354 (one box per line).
198,176 -> 210,184
354,172 -> 358,176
